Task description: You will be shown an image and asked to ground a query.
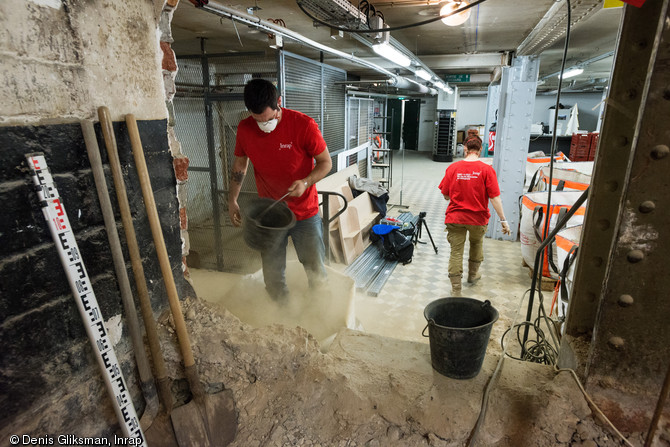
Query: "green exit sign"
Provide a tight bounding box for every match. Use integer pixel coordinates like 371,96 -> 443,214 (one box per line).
444,74 -> 470,83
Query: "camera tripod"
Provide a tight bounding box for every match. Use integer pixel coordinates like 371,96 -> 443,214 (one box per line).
412,211 -> 438,254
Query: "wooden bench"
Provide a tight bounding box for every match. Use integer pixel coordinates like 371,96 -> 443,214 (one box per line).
316,166 -> 381,264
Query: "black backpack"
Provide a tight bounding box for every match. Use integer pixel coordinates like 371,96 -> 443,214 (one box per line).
372,225 -> 414,265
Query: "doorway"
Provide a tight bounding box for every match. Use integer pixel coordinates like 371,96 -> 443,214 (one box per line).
387,99 -> 402,150
402,99 -> 421,151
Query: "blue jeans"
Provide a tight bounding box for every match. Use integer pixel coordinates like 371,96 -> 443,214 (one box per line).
260,213 -> 327,298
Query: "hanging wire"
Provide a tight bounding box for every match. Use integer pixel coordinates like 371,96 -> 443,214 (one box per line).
521,0 -> 573,358
226,17 -> 244,47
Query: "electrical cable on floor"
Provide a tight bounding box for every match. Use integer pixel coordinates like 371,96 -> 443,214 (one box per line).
296,0 -> 488,33
469,287 -> 634,447
555,366 -> 635,447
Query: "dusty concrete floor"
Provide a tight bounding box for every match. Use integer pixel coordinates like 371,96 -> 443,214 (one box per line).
179,273 -> 639,446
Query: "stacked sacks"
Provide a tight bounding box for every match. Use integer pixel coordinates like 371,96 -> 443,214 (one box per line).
528,161 -> 593,193
554,225 -> 582,319
519,191 -> 587,280
524,151 -> 567,189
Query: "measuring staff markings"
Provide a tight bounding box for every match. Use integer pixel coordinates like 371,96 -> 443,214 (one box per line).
25,153 -> 146,446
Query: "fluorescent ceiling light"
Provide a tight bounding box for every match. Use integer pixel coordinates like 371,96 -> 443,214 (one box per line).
440,1 -> 472,27
415,69 -> 432,81
434,81 -> 445,89
372,43 -> 411,68
445,87 -> 454,94
559,67 -> 584,79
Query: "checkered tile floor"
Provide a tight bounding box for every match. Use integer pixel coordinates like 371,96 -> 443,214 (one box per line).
352,152 -> 537,343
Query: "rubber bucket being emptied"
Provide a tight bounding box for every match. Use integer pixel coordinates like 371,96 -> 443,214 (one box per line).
242,197 -> 296,252
422,297 -> 499,379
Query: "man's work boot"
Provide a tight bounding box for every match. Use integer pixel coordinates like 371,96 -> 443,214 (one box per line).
449,274 -> 462,296
467,261 -> 482,284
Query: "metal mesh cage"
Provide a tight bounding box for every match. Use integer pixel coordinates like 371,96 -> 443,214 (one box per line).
347,97 -> 373,149
282,52 -> 346,153
174,52 -> 277,273
322,66 -> 346,152
283,55 -> 322,127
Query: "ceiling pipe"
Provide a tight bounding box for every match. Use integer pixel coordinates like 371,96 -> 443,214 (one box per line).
335,80 -> 392,85
391,77 -> 438,94
335,78 -> 438,95
188,0 -> 440,94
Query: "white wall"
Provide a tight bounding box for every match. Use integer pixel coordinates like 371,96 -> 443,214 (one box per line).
533,92 -> 603,132
455,96 -> 488,131
454,92 -> 604,134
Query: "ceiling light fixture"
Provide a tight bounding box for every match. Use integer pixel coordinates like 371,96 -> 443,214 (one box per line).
434,81 -> 445,89
559,67 -> 584,79
440,1 -> 472,27
372,43 -> 412,68
415,68 -> 432,81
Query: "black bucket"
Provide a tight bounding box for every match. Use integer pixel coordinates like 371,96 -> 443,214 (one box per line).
422,297 -> 499,379
242,197 -> 296,252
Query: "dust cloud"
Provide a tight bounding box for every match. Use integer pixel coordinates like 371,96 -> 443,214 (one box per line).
190,261 -> 356,350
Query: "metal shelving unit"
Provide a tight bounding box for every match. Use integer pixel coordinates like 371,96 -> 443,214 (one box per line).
434,109 -> 456,162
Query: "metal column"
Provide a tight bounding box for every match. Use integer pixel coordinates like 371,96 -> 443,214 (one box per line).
483,83 -> 500,156
563,0 -> 670,434
487,55 -> 539,241
200,39 -> 224,270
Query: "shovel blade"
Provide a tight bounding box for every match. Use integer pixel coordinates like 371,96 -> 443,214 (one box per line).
171,389 -> 237,447
144,413 -> 179,447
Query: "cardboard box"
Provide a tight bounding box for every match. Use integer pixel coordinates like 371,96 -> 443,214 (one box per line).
466,125 -> 485,138
457,130 -> 465,143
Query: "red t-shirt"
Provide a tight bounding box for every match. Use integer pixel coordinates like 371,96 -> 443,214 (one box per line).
235,108 -> 327,220
438,160 -> 501,226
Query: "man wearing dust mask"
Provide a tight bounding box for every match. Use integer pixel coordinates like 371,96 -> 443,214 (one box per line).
228,78 -> 332,302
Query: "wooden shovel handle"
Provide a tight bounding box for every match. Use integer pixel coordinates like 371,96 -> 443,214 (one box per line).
98,107 -> 171,382
125,114 -> 195,369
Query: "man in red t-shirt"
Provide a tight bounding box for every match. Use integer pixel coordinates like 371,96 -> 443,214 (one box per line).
438,136 -> 510,295
229,79 -> 332,301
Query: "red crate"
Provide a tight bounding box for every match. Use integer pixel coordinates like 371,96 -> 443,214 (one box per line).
587,132 -> 599,161
571,133 -> 590,147
569,133 -> 592,161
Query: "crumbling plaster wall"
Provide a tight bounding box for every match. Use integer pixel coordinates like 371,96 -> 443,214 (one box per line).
0,0 -> 166,123
0,0 -> 194,439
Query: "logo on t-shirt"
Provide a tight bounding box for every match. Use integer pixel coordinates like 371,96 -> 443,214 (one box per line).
279,142 -> 293,150
456,171 -> 481,181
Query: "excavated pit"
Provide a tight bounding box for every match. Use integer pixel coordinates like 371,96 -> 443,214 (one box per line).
155,289 -> 640,446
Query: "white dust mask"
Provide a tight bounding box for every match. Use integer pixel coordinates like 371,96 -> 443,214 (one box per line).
257,117 -> 278,133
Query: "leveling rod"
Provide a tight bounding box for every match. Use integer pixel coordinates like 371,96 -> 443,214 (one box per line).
25,153 -> 146,446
